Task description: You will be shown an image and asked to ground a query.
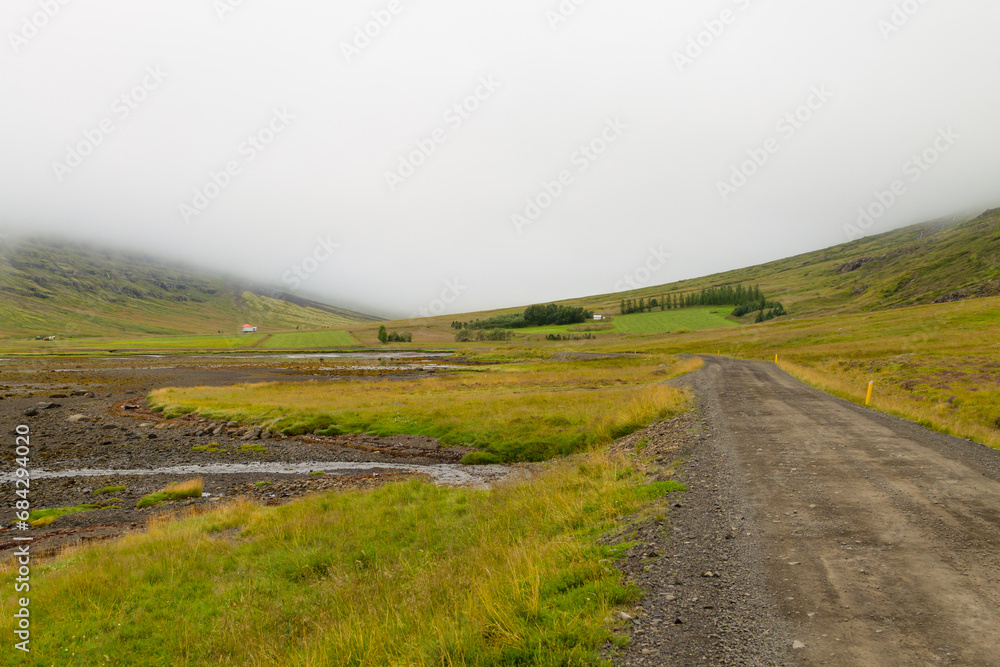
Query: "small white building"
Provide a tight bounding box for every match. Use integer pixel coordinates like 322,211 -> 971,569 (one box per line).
241,324 -> 257,334
593,314 -> 605,321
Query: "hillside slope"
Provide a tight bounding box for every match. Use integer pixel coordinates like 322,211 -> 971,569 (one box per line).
392,209 -> 1000,335
0,237 -> 378,337
577,210 -> 1000,318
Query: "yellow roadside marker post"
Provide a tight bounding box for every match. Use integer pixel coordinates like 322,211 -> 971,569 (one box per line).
774,354 -> 778,364
866,380 -> 874,405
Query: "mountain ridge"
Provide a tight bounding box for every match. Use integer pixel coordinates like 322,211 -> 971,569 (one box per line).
0,236 -> 379,337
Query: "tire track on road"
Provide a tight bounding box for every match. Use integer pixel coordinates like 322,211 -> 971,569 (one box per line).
689,356 -> 1000,666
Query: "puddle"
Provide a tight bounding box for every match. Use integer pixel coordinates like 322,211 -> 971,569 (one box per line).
0,461 -> 508,487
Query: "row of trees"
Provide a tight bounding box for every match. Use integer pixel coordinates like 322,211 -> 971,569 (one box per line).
452,304 -> 593,331
620,296 -> 669,314
377,325 -> 412,343
620,284 -> 787,322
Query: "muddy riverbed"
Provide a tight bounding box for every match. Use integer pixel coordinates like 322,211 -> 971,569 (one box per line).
0,355 -> 509,557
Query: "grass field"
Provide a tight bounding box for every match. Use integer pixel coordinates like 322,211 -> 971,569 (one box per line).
515,324 -> 583,335
82,334 -> 263,349
0,451 -> 685,666
150,356 -> 701,462
612,308 -> 738,334
261,330 -> 358,349
0,334 -> 263,352
0,330 -> 358,352
597,297 -> 1000,448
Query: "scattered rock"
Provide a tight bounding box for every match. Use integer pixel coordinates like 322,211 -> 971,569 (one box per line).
23,407 -> 38,417
68,414 -> 88,423
792,640 -> 806,650
617,611 -> 633,621
242,426 -> 263,441
36,402 -> 60,410
212,425 -> 225,436
227,421 -> 238,428
49,393 -> 69,398
838,257 -> 874,273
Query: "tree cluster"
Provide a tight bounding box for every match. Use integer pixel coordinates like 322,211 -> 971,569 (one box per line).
452,304 -> 593,331
377,325 -> 412,344
754,303 -> 787,323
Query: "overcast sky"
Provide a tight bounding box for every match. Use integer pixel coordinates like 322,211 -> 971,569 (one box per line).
2,0 -> 998,318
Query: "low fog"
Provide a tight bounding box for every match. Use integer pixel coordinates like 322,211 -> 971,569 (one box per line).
2,0 -> 998,317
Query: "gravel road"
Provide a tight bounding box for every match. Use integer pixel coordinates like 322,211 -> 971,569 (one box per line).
626,356 -> 1000,665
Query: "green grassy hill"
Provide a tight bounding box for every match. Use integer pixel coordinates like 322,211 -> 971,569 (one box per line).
0,237 -> 378,338
402,209 -> 999,332
582,210 -> 1000,318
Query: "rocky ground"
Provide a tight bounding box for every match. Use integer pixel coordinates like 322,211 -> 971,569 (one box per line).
604,411 -> 792,666
0,356 -> 502,557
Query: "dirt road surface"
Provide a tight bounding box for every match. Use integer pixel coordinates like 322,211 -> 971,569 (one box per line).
666,356 -> 1000,665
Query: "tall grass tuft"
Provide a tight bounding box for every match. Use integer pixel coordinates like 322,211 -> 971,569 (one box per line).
164,478 -> 203,500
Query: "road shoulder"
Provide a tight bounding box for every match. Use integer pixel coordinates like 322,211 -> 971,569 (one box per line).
607,386 -> 794,666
